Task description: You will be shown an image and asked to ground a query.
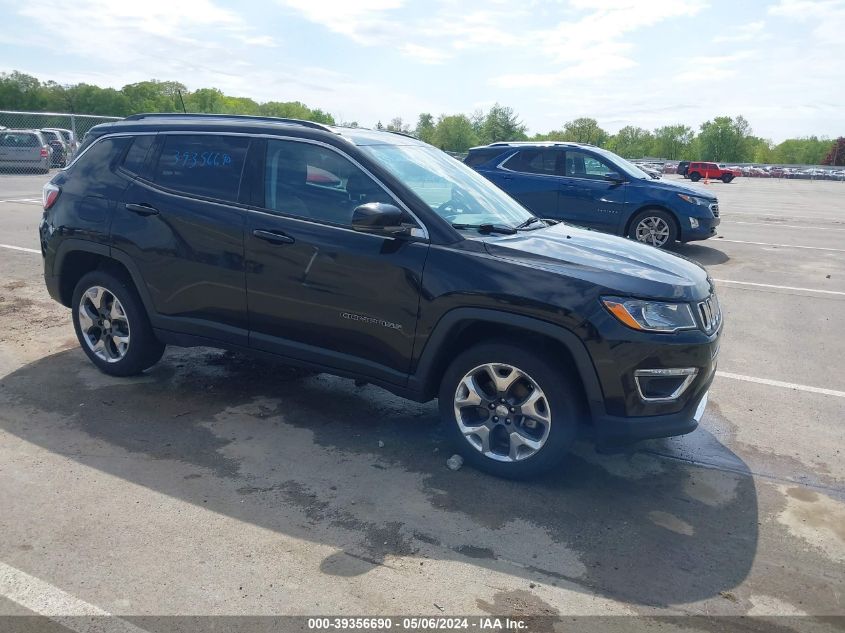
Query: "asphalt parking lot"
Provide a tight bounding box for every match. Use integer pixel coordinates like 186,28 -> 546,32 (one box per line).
0,172 -> 843,628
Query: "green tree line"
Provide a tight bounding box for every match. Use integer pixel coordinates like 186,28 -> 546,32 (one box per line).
2,71 -> 841,165
0,71 -> 335,124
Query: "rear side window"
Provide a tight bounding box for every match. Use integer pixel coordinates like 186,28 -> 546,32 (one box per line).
121,135 -> 155,177
504,149 -> 562,176
0,132 -> 40,147
464,149 -> 503,167
153,135 -> 250,203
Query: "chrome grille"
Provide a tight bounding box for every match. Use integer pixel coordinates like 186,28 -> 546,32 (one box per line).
698,294 -> 721,334
710,203 -> 719,217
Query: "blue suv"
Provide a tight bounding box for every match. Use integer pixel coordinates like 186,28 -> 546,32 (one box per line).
465,142 -> 720,248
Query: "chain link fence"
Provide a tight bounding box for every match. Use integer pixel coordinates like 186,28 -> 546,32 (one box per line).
0,110 -> 120,174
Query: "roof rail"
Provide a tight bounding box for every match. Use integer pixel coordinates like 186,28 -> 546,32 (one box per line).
384,129 -> 419,140
122,113 -> 336,132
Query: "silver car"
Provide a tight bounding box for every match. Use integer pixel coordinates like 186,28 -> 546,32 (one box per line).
0,129 -> 50,173
42,127 -> 79,159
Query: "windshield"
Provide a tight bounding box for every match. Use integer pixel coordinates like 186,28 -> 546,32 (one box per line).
590,146 -> 652,180
360,144 -> 534,228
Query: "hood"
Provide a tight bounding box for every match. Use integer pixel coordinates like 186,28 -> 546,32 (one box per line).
482,223 -> 712,301
635,176 -> 718,200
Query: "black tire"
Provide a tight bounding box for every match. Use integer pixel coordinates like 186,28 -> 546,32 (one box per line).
438,341 -> 581,479
721,174 -> 733,183
71,269 -> 165,376
628,209 -> 678,248
689,172 -> 701,182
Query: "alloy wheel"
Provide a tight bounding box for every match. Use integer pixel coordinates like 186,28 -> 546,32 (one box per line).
635,216 -> 671,247
453,363 -> 552,462
78,286 -> 131,363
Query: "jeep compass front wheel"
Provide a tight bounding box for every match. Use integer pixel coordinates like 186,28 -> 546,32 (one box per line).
72,270 -> 165,376
439,342 -> 579,478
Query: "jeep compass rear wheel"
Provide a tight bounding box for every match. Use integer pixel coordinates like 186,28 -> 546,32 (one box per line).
439,342 -> 579,478
72,270 -> 165,376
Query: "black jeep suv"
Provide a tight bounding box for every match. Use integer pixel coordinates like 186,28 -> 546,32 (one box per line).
40,114 -> 722,478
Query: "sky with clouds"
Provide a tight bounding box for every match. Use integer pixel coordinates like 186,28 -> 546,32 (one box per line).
1,0 -> 842,141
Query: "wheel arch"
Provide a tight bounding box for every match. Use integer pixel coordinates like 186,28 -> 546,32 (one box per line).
53,240 -> 153,315
410,308 -> 605,422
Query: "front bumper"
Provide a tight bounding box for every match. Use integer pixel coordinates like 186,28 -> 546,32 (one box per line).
593,374 -> 713,449
682,215 -> 720,242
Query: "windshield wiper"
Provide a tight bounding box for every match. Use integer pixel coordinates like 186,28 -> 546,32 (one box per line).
514,216 -> 546,230
451,223 -> 517,235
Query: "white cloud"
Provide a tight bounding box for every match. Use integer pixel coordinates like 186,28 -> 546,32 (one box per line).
713,20 -> 767,43
400,44 -> 450,65
278,0 -> 404,44
674,50 -> 756,83
15,0 -> 280,79
491,0 -> 707,88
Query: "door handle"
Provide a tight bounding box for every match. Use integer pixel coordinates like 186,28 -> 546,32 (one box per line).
124,203 -> 159,216
253,229 -> 295,245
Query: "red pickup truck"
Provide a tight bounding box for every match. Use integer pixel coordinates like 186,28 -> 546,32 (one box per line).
687,162 -> 741,183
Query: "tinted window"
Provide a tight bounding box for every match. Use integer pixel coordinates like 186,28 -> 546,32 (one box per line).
41,131 -> 60,142
565,151 -> 613,180
464,149 -> 503,167
153,135 -> 249,203
121,135 -> 155,177
0,132 -> 41,147
70,137 -> 129,172
503,149 -> 562,175
264,140 -> 392,226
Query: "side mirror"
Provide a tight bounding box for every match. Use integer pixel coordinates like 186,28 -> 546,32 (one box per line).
351,202 -> 411,236
603,172 -> 626,183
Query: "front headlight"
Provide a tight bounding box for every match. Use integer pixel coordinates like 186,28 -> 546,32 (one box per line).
677,193 -> 709,206
602,297 -> 697,332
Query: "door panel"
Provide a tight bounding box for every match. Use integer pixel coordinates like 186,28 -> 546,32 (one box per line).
557,150 -> 627,233
246,215 -> 427,380
111,133 -> 251,343
115,181 -> 249,342
245,139 -> 428,382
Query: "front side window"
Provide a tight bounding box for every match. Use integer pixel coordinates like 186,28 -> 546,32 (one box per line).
264,140 -> 393,226
360,144 -> 534,228
153,135 -> 249,203
565,151 -> 614,180
503,149 -> 562,176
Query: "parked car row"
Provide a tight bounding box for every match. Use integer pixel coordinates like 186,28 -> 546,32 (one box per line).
0,127 -> 78,173
667,161 -> 844,180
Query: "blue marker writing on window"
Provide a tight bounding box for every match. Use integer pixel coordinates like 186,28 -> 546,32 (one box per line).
171,150 -> 233,168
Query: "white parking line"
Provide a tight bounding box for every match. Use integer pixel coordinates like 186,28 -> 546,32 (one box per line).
0,243 -> 40,254
723,211 -> 845,222
0,560 -> 151,633
724,220 -> 845,231
716,371 -> 845,399
0,197 -> 40,204
716,239 -> 845,253
713,279 -> 845,296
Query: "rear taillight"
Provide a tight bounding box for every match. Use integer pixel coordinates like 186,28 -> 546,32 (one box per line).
40,146 -> 49,158
43,183 -> 61,210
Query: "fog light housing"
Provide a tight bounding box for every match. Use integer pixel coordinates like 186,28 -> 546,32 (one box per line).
634,368 -> 698,402
689,217 -> 700,229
